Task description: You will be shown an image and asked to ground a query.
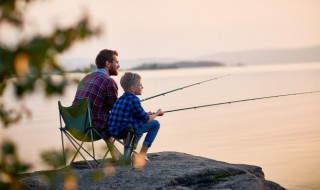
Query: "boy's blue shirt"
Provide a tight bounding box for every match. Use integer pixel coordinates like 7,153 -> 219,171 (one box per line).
108,91 -> 149,137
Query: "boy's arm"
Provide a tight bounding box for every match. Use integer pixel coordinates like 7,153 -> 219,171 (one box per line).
147,109 -> 164,123
132,97 -> 150,123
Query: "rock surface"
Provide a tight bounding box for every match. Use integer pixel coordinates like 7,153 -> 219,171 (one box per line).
20,151 -> 286,190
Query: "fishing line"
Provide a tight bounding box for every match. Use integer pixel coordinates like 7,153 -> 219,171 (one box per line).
164,90 -> 320,113
140,74 -> 230,102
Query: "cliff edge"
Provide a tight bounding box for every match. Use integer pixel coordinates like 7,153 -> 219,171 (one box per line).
20,151 -> 286,190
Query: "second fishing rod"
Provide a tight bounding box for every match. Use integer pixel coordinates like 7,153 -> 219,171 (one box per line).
140,74 -> 230,102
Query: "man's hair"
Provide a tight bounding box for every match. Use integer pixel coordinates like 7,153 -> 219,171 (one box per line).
95,49 -> 118,69
120,72 -> 141,91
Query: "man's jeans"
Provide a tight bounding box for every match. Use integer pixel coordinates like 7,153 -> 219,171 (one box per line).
134,120 -> 160,147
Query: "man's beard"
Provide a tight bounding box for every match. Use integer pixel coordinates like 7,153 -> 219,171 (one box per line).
109,66 -> 118,76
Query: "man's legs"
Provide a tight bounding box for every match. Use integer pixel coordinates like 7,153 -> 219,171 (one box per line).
106,137 -> 120,162
96,126 -> 120,162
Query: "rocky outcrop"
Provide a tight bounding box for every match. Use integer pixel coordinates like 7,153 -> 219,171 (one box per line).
20,151 -> 286,190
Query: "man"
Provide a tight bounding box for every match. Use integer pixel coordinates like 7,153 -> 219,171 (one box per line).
72,49 -> 120,160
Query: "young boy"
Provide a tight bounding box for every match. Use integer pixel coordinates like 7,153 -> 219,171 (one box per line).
107,72 -> 164,169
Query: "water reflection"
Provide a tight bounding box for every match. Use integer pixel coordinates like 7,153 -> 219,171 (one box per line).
1,63 -> 320,189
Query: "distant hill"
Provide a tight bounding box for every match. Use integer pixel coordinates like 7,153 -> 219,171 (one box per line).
60,45 -> 320,71
200,45 -> 320,65
130,61 -> 224,70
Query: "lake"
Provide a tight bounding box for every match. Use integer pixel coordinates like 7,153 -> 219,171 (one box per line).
1,62 -> 320,190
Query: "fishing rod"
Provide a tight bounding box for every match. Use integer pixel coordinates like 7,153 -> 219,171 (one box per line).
140,74 -> 230,102
164,90 -> 320,113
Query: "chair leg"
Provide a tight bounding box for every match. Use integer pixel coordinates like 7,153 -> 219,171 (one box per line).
122,132 -> 136,165
110,138 -> 122,156
90,130 -> 98,168
60,129 -> 67,168
97,139 -> 122,168
91,128 -> 121,167
115,139 -> 139,155
64,132 -> 94,169
67,132 -> 100,163
107,139 -> 122,159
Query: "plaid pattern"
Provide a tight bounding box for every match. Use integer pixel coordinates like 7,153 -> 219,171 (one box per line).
108,91 -> 149,137
73,71 -> 118,137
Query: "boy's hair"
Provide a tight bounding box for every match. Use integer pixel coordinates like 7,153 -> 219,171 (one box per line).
120,72 -> 141,91
95,49 -> 118,69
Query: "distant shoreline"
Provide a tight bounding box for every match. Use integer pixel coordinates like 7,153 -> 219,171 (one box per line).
130,61 -> 225,70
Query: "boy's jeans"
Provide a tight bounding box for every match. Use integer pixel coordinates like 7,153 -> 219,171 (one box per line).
134,120 -> 160,147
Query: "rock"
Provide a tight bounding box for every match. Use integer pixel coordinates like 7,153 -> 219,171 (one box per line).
20,151 -> 286,190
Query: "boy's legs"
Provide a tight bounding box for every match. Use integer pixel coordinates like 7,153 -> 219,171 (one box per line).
134,120 -> 160,149
132,120 -> 160,170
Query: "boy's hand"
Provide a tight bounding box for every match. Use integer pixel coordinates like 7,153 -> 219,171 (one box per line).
156,109 -> 164,116
147,111 -> 155,115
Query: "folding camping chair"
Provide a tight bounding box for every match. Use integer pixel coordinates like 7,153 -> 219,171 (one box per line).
58,98 -> 139,168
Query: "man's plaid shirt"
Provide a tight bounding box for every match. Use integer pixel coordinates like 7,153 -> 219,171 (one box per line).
73,70 -> 118,136
108,91 -> 149,137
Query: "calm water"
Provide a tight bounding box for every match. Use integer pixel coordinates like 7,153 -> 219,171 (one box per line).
1,62 -> 320,190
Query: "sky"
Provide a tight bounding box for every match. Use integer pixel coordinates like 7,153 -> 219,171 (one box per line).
2,0 -> 320,68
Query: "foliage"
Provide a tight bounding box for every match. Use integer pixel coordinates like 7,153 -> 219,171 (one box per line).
0,140 -> 30,190
0,0 -> 101,189
40,149 -> 78,189
0,0 -> 101,127
41,149 -> 73,170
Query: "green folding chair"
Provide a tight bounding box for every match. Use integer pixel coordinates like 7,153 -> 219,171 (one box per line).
58,98 -> 122,169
